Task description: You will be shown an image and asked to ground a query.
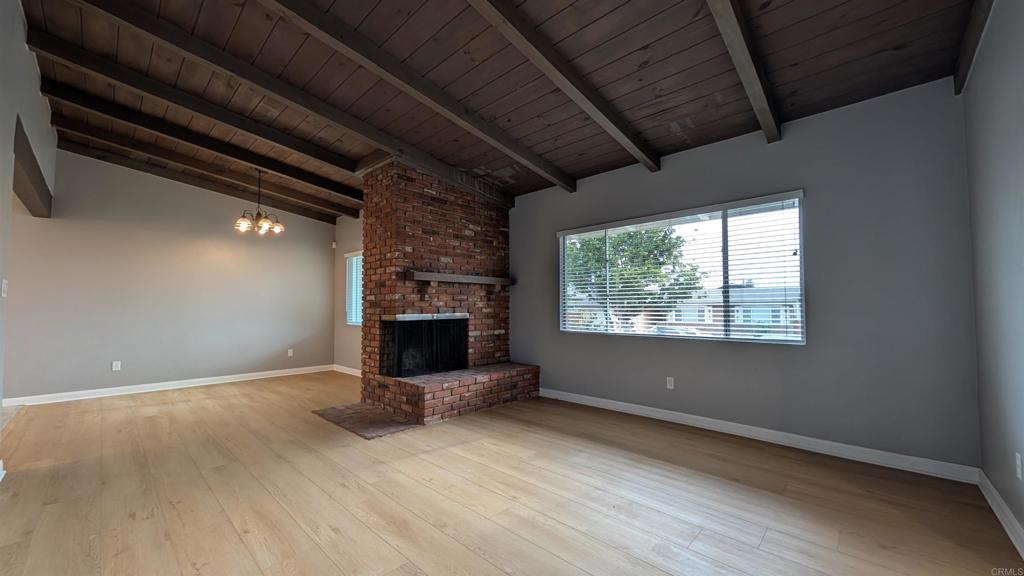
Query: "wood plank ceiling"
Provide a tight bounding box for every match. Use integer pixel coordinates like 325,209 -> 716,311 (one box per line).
22,0 -> 976,222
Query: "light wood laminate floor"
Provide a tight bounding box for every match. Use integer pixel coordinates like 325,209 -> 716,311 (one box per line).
0,371 -> 1018,575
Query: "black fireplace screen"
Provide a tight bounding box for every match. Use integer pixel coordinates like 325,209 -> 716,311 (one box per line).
380,319 -> 468,377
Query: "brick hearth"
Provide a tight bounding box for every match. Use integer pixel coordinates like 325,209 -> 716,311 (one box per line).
360,161 -> 538,424
363,363 -> 539,424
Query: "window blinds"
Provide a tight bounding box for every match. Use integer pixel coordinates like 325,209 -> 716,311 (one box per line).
346,254 -> 363,326
559,192 -> 804,344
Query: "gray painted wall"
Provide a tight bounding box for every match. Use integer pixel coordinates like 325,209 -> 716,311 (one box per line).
0,0 -> 57,404
964,0 -> 1024,523
4,151 -> 336,398
334,214 -> 362,370
510,78 -> 980,466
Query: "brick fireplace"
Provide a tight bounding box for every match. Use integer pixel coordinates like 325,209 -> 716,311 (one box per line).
360,161 -> 539,424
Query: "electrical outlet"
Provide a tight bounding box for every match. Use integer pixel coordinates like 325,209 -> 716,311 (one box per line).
666,376 -> 675,390
111,360 -> 122,372
287,348 -> 294,357
1,278 -> 7,298
1017,453 -> 1022,480
332,241 -> 337,249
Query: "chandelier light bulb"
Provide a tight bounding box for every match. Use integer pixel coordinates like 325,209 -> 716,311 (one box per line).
257,213 -> 274,234
234,212 -> 254,233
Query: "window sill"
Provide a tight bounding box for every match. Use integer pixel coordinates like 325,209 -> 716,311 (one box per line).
559,328 -> 806,346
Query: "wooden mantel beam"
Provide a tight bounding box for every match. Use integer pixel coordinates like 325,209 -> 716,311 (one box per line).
467,0 -> 660,172
257,0 -> 576,193
66,0 -> 509,206
27,28 -> 358,176
706,0 -> 781,143
53,115 -> 359,218
41,79 -> 363,204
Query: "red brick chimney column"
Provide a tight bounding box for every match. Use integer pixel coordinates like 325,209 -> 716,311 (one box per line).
360,161 -> 511,409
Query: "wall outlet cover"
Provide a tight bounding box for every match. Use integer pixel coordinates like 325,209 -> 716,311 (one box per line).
666,376 -> 675,390
287,348 -> 294,357
111,360 -> 121,372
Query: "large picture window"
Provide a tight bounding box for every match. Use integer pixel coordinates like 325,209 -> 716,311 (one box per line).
559,191 -> 804,344
346,252 -> 363,326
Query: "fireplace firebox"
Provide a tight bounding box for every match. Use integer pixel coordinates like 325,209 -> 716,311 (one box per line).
380,317 -> 468,377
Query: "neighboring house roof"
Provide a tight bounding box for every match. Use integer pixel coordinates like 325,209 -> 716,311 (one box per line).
676,285 -> 802,307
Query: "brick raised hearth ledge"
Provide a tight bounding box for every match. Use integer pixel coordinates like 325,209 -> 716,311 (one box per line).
360,161 -> 539,425
364,363 -> 539,424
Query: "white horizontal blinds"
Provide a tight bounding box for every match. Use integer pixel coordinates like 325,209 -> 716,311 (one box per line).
561,211 -> 725,337
560,193 -> 804,343
562,229 -> 609,333
346,254 -> 363,325
671,212 -> 725,338
724,198 -> 803,342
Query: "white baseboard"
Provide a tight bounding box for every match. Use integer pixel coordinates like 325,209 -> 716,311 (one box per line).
332,364 -> 362,377
980,472 -> 1024,559
540,388 -> 980,484
1,365 -> 336,407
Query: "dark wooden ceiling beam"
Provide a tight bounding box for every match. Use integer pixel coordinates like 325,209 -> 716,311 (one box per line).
41,79 -> 363,203
953,0 -> 993,95
58,138 -> 339,224
53,115 -> 359,218
706,0 -> 781,143
27,28 -> 358,175
14,117 -> 53,218
256,0 -> 576,193
467,0 -> 660,173
354,150 -> 393,177
66,0 -> 509,206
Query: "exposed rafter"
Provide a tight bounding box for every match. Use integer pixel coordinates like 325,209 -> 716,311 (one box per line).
53,115 -> 359,218
706,0 -> 781,143
354,151 -> 394,177
467,0 -> 660,172
259,0 -> 576,193
65,0 -> 509,206
58,139 -> 339,224
953,0 -> 994,95
27,29 -> 358,176
41,79 -> 363,203
14,117 -> 53,218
